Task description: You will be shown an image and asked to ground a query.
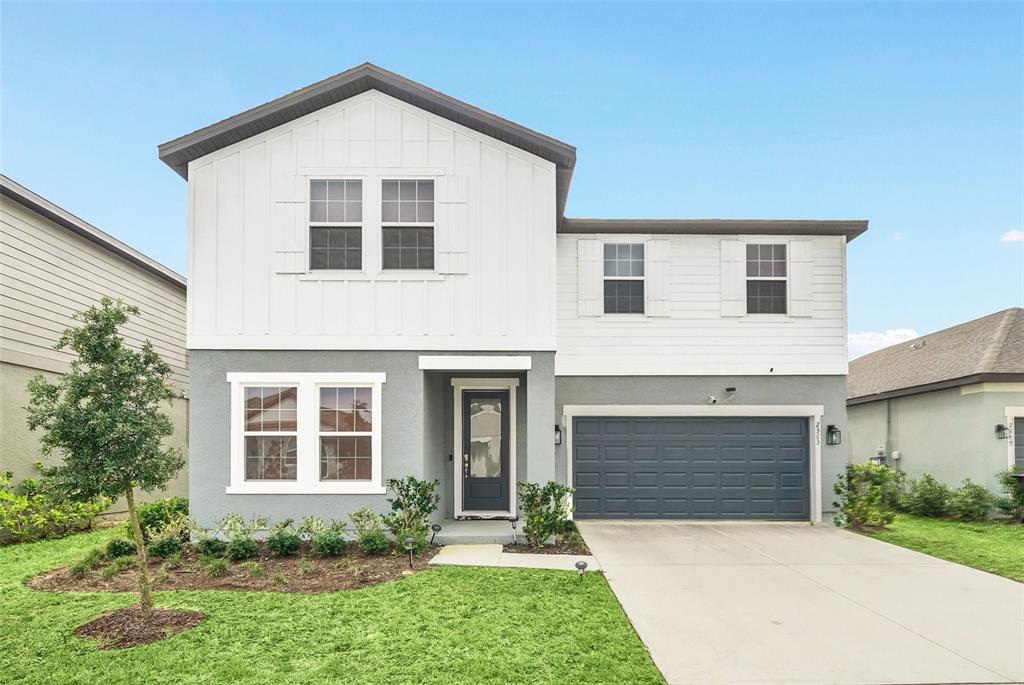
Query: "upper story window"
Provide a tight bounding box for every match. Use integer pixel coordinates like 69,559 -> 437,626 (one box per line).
746,244 -> 787,314
382,180 -> 434,270
604,243 -> 644,314
309,180 -> 362,270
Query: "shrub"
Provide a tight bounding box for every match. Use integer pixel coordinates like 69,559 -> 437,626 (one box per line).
350,507 -> 382,537
226,537 -> 258,561
162,551 -> 182,568
105,537 -> 137,558
518,481 -> 574,548
948,479 -> 993,522
147,536 -> 182,559
395,527 -> 428,555
359,529 -> 390,555
242,561 -> 262,578
0,467 -> 110,544
100,556 -> 135,580
311,530 -> 347,557
297,559 -> 314,574
194,538 -> 228,557
901,474 -> 951,517
995,468 -> 1024,522
201,556 -> 228,577
69,547 -> 106,577
381,477 -> 439,538
832,463 -> 900,529
136,497 -> 189,542
271,572 -> 287,585
267,519 -> 301,557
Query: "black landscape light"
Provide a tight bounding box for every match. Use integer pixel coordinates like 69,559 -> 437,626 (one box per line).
404,537 -> 415,568
511,518 -> 517,545
574,560 -> 588,579
430,523 -> 442,545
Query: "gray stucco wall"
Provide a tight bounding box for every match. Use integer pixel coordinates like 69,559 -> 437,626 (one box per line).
555,375 -> 849,514
848,385 -> 1022,493
189,350 -> 554,528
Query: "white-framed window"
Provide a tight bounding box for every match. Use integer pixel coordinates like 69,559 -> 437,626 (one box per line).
226,372 -> 386,494
746,243 -> 787,314
381,179 -> 434,270
603,243 -> 644,314
309,179 -> 362,270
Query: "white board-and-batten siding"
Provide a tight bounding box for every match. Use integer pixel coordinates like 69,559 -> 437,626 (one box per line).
556,234 -> 848,376
187,90 -> 557,351
0,199 -> 188,388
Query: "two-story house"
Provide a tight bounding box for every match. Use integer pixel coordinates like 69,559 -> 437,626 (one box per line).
159,64 -> 865,529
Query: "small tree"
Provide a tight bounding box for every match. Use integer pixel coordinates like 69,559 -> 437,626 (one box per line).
25,298 -> 183,616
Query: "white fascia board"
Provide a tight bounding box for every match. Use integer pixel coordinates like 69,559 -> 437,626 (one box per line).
419,355 -> 532,371
191,335 -> 557,351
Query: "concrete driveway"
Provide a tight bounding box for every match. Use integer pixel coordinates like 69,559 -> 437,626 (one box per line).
577,521 -> 1024,685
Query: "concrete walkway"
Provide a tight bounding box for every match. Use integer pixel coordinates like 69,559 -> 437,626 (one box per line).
429,544 -> 601,572
578,520 -> 1024,685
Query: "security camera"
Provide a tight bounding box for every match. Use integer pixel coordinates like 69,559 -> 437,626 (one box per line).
707,395 -> 718,405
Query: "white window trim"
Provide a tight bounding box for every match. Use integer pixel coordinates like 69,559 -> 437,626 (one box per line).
602,241 -> 645,315
226,372 -> 386,495
308,177 -> 366,274
744,240 -> 789,316
452,378 -> 519,519
561,404 -> 825,524
1004,407 -> 1022,469
380,176 -> 436,273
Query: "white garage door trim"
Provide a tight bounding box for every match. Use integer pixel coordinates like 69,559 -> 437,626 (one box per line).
562,404 -> 825,524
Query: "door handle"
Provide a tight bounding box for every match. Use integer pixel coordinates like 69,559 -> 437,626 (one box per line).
462,454 -> 469,477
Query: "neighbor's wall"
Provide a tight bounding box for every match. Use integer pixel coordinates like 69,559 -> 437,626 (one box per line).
186,89 -> 557,352
0,196 -> 189,505
555,375 -> 849,513
848,384 -> 1022,493
555,233 -> 848,376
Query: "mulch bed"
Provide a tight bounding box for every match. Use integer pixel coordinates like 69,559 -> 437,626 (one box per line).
31,542 -> 438,594
503,527 -> 591,556
74,606 -> 206,650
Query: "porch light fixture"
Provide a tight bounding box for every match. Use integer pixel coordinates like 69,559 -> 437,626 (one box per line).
826,425 -> 841,446
554,424 -> 562,446
869,451 -> 886,466
574,560 -> 588,579
995,424 -> 1011,440
404,537 -> 415,569
430,523 -> 442,546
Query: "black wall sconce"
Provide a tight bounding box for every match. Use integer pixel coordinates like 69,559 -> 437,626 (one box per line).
554,424 -> 562,446
995,424 -> 1010,440
826,424 -> 842,446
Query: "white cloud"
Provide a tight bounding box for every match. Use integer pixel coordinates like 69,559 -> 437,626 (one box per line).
1000,229 -> 1024,244
848,329 -> 919,360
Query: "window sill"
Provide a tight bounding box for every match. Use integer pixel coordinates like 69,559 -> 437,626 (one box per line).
298,271 -> 445,282
599,313 -> 650,321
226,483 -> 387,495
739,314 -> 794,323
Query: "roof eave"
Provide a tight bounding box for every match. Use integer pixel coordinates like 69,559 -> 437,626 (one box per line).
559,218 -> 869,241
847,372 -> 1024,405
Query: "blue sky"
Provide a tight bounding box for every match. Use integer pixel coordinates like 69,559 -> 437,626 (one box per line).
2,2 -> 1021,356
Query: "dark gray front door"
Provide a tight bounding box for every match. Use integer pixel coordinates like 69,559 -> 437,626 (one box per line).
1015,419 -> 1023,471
573,416 -> 810,519
462,390 -> 510,512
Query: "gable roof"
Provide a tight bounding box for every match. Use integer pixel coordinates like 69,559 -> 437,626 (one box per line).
0,174 -> 186,289
157,62 -> 577,219
847,308 -> 1024,403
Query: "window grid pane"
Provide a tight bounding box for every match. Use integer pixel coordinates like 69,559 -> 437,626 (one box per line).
243,385 -> 298,481
245,436 -> 297,481
381,180 -> 434,223
746,280 -> 787,314
310,227 -> 362,270
244,386 -> 297,432
309,180 -> 362,224
319,386 -> 373,481
604,280 -> 645,314
604,243 -> 644,277
746,243 -> 787,278
381,227 -> 434,270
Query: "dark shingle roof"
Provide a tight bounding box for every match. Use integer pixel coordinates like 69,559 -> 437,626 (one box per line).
847,308 -> 1024,403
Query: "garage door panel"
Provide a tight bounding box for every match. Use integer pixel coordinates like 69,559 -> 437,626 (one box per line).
573,416 -> 809,520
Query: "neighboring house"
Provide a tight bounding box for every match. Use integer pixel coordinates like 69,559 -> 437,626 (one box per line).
0,175 -> 189,504
159,63 -> 866,527
848,308 -> 1024,492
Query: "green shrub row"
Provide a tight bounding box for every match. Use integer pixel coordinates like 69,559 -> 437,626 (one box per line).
0,467 -> 110,544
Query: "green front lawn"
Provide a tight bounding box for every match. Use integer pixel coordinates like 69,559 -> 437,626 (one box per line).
0,531 -> 660,684
868,514 -> 1024,582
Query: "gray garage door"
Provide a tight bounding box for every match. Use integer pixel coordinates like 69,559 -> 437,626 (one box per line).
573,416 -> 810,519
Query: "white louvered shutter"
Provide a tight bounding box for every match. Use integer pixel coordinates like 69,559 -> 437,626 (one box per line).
645,239 -> 671,317
720,239 -> 746,316
577,239 -> 603,316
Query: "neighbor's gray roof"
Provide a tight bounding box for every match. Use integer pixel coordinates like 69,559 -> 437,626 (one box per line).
0,174 -> 186,289
158,62 -> 577,220
158,62 -> 868,239
847,308 -> 1024,403
559,218 -> 868,240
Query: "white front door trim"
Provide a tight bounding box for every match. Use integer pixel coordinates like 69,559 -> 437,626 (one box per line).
452,378 -> 520,519
561,404 -> 826,524
1004,406 -> 1022,469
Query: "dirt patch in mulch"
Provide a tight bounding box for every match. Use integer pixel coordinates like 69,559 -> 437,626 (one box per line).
30,542 -> 438,594
75,606 -> 206,650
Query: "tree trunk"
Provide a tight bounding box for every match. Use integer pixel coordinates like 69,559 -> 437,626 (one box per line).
124,486 -> 154,616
